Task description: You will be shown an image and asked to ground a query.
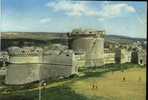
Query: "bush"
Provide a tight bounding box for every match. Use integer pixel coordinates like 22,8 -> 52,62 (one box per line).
68,74 -> 79,79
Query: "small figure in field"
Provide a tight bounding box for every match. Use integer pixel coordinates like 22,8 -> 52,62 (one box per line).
95,84 -> 98,89
92,83 -> 95,89
91,82 -> 98,90
122,77 -> 126,81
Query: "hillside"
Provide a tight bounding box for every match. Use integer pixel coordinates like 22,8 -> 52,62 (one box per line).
105,35 -> 146,44
1,32 -> 146,44
0,32 -> 68,40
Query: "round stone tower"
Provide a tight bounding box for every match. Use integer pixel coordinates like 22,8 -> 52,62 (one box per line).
5,46 -> 43,85
68,28 -> 105,67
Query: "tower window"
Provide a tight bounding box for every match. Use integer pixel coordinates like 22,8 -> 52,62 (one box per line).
66,54 -> 69,56
140,59 -> 143,64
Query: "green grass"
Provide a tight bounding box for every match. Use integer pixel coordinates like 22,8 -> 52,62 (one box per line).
78,63 -> 145,79
0,63 -> 146,100
0,85 -> 88,100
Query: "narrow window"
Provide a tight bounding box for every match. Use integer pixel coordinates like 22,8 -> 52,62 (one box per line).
140,59 -> 143,64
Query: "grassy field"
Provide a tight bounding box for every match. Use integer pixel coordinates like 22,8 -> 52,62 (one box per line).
0,63 -> 146,100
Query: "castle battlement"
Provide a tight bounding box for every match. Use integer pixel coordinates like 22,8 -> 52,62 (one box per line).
8,46 -> 43,56
69,28 -> 105,38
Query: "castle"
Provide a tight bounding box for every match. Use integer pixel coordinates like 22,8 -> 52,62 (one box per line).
0,28 -> 146,85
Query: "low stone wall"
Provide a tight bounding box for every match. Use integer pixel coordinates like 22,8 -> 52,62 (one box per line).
104,53 -> 115,64
40,64 -> 77,79
85,58 -> 104,67
42,51 -> 78,79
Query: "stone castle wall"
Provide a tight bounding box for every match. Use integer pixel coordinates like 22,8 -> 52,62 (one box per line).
104,53 -> 115,64
5,47 -> 78,85
5,64 -> 41,85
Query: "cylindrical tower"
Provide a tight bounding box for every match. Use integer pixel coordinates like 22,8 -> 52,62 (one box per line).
68,28 -> 105,67
5,46 -> 43,85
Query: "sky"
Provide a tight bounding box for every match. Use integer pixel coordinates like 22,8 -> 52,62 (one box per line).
0,0 -> 147,38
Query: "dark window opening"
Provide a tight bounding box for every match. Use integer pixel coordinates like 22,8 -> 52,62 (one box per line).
66,54 -> 69,56
140,59 -> 143,64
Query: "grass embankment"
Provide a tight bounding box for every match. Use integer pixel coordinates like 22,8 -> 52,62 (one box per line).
0,63 -> 146,100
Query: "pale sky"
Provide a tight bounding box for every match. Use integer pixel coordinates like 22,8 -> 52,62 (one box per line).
0,0 -> 147,38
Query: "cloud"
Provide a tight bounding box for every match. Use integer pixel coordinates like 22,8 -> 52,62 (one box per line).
40,18 -> 51,23
46,1 -> 98,17
85,10 -> 98,17
46,1 -> 87,16
99,4 -> 136,17
46,1 -> 136,20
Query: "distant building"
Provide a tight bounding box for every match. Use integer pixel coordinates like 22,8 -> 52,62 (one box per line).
131,47 -> 146,65
115,48 -> 131,64
0,51 -> 9,67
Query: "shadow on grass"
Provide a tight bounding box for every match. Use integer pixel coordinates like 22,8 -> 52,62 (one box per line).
0,85 -> 89,100
34,85 -> 111,100
0,95 -> 35,100
40,85 -> 88,100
